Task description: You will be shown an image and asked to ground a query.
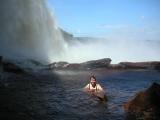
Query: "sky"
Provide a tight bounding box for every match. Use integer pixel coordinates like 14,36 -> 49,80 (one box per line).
47,0 -> 160,38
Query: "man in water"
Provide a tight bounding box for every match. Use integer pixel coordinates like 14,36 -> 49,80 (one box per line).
83,75 -> 107,100
84,75 -> 104,92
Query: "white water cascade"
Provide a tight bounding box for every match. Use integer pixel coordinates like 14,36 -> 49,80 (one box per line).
0,0 -> 66,64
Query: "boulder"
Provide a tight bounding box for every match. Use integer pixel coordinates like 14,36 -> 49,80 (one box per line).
2,61 -> 25,73
124,82 -> 160,119
82,58 -> 112,69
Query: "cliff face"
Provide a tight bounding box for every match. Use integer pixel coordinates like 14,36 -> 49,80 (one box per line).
59,29 -> 74,44
124,82 -> 160,119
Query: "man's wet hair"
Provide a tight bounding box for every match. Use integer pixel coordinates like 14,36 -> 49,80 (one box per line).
90,75 -> 96,80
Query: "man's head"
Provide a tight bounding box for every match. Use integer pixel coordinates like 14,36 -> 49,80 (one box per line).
90,76 -> 96,87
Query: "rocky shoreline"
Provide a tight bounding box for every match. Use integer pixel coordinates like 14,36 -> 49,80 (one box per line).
48,58 -> 160,71
1,56 -> 160,74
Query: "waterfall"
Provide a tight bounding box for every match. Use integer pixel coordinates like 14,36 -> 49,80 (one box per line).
0,0 -> 66,64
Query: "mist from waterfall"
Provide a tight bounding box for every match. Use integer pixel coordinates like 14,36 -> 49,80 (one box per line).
61,29 -> 160,64
0,0 -> 67,64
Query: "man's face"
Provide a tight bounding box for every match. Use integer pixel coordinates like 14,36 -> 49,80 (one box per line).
91,82 -> 96,87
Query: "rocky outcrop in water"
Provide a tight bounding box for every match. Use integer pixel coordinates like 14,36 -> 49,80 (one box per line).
82,58 -> 111,69
3,61 -> 25,74
109,61 -> 160,70
124,82 -> 160,119
0,56 -> 25,74
49,59 -> 160,71
49,58 -> 112,70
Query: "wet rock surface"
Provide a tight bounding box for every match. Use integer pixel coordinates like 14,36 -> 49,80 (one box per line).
49,58 -> 160,71
2,61 -> 25,73
49,58 -> 112,70
124,82 -> 160,119
113,61 -> 160,70
0,56 -> 25,74
82,58 -> 112,69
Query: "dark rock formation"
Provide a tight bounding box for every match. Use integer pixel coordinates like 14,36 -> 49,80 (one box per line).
49,58 -> 112,70
120,61 -> 160,70
109,61 -> 160,70
48,58 -> 160,71
0,57 -> 25,74
124,82 -> 160,119
0,56 -> 2,63
3,61 -> 25,73
154,62 -> 160,70
81,58 -> 111,69
59,28 -> 74,44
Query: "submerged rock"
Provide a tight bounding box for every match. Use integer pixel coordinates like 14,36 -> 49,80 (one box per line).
124,82 -> 160,119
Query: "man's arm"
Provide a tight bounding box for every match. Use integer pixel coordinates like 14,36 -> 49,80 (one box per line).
97,84 -> 104,91
83,84 -> 90,91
